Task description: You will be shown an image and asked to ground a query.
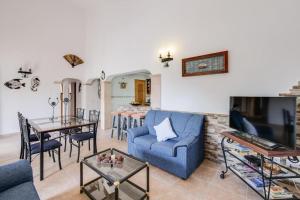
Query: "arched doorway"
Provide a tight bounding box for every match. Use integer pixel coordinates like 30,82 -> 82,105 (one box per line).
100,70 -> 161,130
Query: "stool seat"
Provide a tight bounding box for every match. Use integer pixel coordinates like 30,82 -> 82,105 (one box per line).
111,111 -> 123,116
121,112 -> 136,117
131,112 -> 146,119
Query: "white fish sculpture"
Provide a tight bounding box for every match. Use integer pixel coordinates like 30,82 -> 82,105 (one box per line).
4,79 -> 25,89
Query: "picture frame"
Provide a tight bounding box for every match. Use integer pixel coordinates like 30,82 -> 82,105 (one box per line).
182,51 -> 228,77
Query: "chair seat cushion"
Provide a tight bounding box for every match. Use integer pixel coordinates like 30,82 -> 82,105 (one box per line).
133,134 -> 157,150
0,182 -> 40,200
69,132 -> 94,142
151,140 -> 177,157
31,140 -> 62,154
29,133 -> 51,142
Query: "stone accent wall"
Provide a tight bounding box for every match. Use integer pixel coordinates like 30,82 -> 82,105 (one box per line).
203,113 -> 229,163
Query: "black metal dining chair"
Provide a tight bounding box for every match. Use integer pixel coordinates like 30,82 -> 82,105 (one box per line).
69,110 -> 100,162
17,112 -> 51,159
20,115 -> 62,170
60,108 -> 85,152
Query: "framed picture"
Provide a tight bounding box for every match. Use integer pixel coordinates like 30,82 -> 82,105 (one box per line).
182,51 -> 228,77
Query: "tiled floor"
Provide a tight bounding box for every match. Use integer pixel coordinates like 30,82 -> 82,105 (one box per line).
0,130 -> 261,200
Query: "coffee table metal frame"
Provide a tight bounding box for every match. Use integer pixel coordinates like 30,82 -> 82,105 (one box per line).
80,148 -> 149,200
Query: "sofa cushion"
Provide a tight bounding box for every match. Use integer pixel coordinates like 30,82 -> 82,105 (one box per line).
0,182 -> 40,200
134,135 -> 157,149
154,118 -> 177,142
145,110 -> 204,139
151,140 -> 177,157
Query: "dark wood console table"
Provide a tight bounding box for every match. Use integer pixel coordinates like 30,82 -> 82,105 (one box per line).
220,131 -> 300,200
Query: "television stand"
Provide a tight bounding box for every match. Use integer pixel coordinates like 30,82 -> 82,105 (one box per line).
220,131 -> 300,200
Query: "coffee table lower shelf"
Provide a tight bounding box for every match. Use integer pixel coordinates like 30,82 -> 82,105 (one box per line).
81,176 -> 148,200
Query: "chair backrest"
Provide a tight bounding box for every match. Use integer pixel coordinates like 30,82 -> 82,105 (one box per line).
20,116 -> 31,153
17,112 -> 23,136
89,110 -> 100,130
76,108 -> 85,119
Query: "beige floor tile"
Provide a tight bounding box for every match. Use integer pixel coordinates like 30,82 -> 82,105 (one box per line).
0,130 -> 261,200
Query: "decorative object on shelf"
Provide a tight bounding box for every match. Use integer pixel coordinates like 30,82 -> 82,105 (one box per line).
159,51 -> 173,67
118,78 -> 127,89
146,79 -> 151,94
48,97 -> 59,121
63,54 -> 84,68
62,94 -> 72,124
30,76 -> 40,92
4,79 -> 25,89
18,67 -> 32,78
182,51 -> 228,77
100,70 -> 105,80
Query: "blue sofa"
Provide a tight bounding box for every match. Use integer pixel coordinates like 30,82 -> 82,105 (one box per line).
128,110 -> 205,179
0,160 -> 40,200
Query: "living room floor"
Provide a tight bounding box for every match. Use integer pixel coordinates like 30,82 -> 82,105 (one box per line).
0,130 -> 260,200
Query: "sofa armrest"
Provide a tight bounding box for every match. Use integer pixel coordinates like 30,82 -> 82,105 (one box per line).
127,126 -> 149,143
0,160 -> 33,193
172,136 -> 197,156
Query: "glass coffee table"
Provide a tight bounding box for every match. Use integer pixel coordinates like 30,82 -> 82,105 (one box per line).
80,148 -> 149,200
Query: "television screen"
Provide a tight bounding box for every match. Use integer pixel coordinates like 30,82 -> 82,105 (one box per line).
229,96 -> 297,149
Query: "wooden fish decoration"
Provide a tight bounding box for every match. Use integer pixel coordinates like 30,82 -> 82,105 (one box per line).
4,79 -> 25,89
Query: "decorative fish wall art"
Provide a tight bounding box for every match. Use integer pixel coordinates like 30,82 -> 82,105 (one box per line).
4,79 -> 25,89
30,76 -> 40,92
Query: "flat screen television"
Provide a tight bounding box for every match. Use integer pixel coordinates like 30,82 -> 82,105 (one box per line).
229,96 -> 297,149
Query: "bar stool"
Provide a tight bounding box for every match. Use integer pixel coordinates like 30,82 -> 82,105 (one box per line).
111,111 -> 123,139
131,112 -> 146,128
120,111 -> 136,140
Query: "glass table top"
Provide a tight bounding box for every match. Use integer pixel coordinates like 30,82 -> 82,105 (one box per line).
29,116 -> 95,133
83,149 -> 147,183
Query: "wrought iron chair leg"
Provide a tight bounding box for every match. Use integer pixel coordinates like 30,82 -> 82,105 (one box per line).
29,154 -> 31,163
20,137 -> 24,159
77,141 -> 80,163
58,147 -> 62,170
48,151 -> 51,157
64,135 -> 67,152
52,150 -> 56,163
88,139 -> 91,151
69,139 -> 72,158
111,116 -> 115,138
220,136 -> 229,179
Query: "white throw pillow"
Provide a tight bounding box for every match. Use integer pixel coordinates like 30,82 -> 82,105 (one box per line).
154,118 -> 177,142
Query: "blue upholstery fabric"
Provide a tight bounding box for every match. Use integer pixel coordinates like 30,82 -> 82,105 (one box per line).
29,133 -> 51,142
134,135 -> 157,149
151,140 -> 177,157
128,126 -> 149,143
0,160 -> 39,200
31,140 -> 62,154
128,110 -> 205,179
69,132 -> 94,142
172,135 -> 196,156
0,182 -> 39,200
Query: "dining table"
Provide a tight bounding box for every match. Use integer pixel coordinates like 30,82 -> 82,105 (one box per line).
28,116 -> 97,181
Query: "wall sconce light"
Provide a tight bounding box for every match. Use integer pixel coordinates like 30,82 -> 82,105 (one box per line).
159,51 -> 173,67
18,67 -> 32,78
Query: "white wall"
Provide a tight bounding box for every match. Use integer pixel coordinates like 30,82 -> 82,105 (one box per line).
0,0 -> 87,134
84,0 -> 300,115
85,79 -> 101,113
